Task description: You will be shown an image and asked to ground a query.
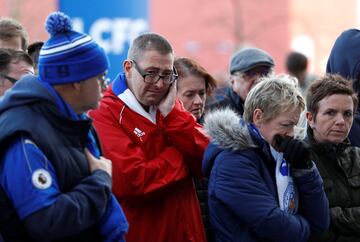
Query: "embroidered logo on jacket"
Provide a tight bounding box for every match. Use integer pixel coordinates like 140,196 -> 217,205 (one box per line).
133,127 -> 146,141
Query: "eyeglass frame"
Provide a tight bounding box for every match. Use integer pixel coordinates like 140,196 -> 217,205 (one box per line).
0,73 -> 18,84
232,66 -> 272,81
95,73 -> 110,91
131,60 -> 178,84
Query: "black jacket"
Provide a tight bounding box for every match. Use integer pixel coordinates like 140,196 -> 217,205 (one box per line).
307,128 -> 360,242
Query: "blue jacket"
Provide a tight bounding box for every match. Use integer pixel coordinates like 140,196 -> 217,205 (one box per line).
202,109 -> 329,242
327,28 -> 360,147
0,75 -> 127,241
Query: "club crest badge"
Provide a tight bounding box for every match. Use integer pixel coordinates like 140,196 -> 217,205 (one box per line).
32,169 -> 52,189
283,181 -> 298,214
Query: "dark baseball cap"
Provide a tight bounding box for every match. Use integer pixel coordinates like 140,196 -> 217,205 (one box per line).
230,47 -> 275,74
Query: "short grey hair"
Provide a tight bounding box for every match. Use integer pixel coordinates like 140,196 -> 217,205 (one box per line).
243,74 -> 305,123
127,32 -> 173,61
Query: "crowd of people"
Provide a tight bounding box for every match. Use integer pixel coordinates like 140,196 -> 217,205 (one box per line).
0,10 -> 360,242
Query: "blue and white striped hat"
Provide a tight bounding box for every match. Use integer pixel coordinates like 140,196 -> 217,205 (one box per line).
38,11 -> 109,85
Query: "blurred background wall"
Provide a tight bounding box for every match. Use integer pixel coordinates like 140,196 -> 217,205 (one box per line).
0,0 -> 358,82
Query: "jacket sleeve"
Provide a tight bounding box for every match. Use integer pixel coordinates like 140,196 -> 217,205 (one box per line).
294,167 -> 330,233
330,206 -> 360,236
162,100 -> 210,177
0,136 -> 112,241
24,170 -> 112,240
91,105 -> 191,201
213,151 -> 314,242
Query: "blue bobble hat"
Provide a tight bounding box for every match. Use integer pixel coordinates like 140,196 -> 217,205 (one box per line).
230,47 -> 274,74
38,11 -> 109,85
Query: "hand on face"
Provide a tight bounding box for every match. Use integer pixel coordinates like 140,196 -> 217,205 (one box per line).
158,80 -> 177,117
125,51 -> 175,110
274,135 -> 312,169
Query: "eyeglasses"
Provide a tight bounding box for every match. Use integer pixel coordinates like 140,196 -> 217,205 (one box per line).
0,73 -> 18,84
243,67 -> 271,79
131,60 -> 178,84
96,73 -> 110,90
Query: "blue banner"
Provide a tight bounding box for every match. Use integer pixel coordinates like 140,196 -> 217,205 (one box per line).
59,0 -> 149,80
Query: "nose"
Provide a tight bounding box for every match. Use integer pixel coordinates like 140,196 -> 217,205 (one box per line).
335,114 -> 345,125
246,78 -> 259,94
100,82 -> 107,92
253,75 -> 265,85
286,128 -> 294,138
193,94 -> 204,105
153,77 -> 166,89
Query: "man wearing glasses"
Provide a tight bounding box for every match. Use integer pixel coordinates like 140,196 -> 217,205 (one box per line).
89,33 -> 209,242
0,48 -> 34,96
208,47 -> 274,115
0,12 -> 127,241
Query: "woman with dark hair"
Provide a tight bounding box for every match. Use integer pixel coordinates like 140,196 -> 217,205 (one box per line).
306,74 -> 360,241
175,57 -> 217,123
174,57 -> 217,242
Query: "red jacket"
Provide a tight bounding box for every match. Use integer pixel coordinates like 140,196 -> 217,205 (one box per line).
89,76 -> 209,242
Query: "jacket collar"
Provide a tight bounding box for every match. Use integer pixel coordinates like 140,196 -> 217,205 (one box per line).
306,126 -> 350,155
112,73 -> 157,124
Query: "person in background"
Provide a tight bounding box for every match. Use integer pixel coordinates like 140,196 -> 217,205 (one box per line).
174,57 -> 217,123
0,17 -> 28,51
203,74 -> 329,242
174,56 -> 217,242
207,47 -> 274,115
327,28 -> 360,147
89,33 -> 209,242
285,51 -> 317,94
27,41 -> 44,75
306,74 -> 360,242
0,12 -> 128,241
0,16 -> 28,242
0,48 -> 34,96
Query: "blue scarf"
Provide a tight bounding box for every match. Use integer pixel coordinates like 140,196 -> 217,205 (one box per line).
249,123 -> 298,214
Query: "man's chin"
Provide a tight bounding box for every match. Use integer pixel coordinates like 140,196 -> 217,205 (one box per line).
143,96 -> 164,106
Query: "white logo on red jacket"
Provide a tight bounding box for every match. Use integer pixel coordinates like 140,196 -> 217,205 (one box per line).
133,127 -> 145,140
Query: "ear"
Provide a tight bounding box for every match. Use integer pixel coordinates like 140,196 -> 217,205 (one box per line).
306,111 -> 315,129
72,82 -> 82,92
123,60 -> 133,79
229,75 -> 235,86
253,108 -> 263,127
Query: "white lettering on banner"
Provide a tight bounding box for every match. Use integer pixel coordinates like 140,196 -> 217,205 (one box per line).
72,17 -> 148,55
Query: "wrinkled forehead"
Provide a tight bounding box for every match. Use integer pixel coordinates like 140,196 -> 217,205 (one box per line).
138,50 -> 174,70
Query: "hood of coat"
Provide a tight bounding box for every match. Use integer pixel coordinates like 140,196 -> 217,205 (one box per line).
202,108 -> 258,177
327,29 -> 360,97
203,108 -> 256,151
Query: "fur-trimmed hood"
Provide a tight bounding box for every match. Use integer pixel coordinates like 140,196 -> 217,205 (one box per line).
203,108 -> 256,151
202,108 -> 259,177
